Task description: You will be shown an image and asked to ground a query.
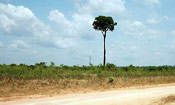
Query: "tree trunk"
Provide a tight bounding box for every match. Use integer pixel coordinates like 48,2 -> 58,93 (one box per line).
103,32 -> 106,66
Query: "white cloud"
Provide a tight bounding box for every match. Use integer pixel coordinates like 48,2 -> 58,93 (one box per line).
146,13 -> 165,25
0,41 -> 3,47
69,13 -> 95,39
9,40 -> 29,49
33,35 -> 77,49
48,10 -> 69,28
146,14 -> 170,25
76,0 -> 126,16
0,3 -> 77,49
0,3 -> 52,37
48,10 -> 95,39
7,40 -> 38,55
120,20 -> 167,40
55,38 -> 76,48
120,21 -> 146,36
0,14 -> 15,33
132,21 -> 144,27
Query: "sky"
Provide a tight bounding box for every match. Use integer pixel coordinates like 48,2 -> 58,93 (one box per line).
0,0 -> 175,66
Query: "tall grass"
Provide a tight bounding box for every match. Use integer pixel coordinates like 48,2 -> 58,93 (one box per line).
0,63 -> 175,80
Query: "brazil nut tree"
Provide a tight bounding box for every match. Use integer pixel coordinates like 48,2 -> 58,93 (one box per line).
92,16 -> 117,66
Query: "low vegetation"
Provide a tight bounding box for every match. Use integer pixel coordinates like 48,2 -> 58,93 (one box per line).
157,95 -> 175,105
0,62 -> 175,100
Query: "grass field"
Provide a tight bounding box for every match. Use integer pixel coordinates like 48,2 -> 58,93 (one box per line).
0,63 -> 175,100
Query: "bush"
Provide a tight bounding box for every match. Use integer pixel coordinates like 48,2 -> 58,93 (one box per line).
109,76 -> 115,83
106,63 -> 117,71
122,67 -> 129,71
147,66 -> 157,71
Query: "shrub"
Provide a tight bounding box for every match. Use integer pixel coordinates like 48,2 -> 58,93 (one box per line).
122,67 -> 129,71
50,62 -> 55,67
106,63 -> 117,71
10,64 -> 17,67
109,76 -> 115,83
147,66 -> 157,71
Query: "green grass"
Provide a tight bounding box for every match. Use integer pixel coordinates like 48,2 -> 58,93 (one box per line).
0,63 -> 175,80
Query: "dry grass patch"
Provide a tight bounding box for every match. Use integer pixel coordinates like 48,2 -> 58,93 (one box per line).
0,76 -> 175,102
157,95 -> 175,105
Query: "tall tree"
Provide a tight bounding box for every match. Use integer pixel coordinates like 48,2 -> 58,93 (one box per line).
93,16 -> 117,66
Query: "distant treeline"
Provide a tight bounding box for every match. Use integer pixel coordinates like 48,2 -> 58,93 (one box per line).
0,62 -> 174,71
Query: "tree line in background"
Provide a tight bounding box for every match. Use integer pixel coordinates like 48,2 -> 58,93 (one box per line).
1,62 -> 175,71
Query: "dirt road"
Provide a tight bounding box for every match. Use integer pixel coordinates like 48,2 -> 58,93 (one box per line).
1,85 -> 175,105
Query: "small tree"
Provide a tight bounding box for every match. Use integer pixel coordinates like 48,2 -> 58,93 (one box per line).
93,16 -> 117,66
50,62 -> 55,67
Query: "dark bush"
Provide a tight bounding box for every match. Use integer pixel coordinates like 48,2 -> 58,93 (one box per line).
106,63 -> 117,71
122,67 -> 129,71
147,66 -> 157,71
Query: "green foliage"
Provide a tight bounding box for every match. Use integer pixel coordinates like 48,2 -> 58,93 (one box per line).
106,63 -> 117,71
96,64 -> 105,70
0,63 -> 175,81
50,62 -> 55,67
129,64 -> 134,68
10,64 -> 17,67
122,66 -> 129,71
35,62 -> 47,68
93,16 -> 117,32
147,66 -> 157,71
109,76 -> 115,83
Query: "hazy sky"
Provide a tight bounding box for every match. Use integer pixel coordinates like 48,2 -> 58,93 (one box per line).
0,0 -> 175,66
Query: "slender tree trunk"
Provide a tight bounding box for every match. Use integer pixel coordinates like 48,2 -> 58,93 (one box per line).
103,32 -> 106,66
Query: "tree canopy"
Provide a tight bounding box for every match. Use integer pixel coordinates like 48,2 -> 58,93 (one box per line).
92,16 -> 117,34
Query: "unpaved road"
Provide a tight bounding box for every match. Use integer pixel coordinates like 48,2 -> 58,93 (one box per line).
1,85 -> 175,105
